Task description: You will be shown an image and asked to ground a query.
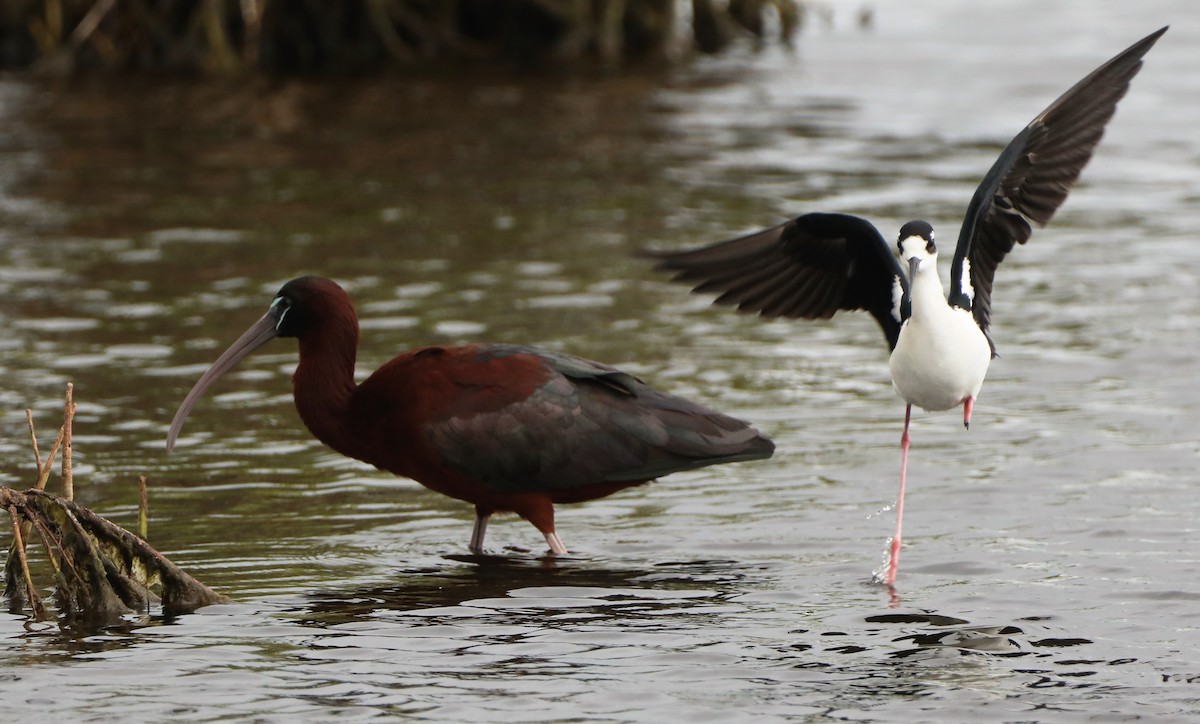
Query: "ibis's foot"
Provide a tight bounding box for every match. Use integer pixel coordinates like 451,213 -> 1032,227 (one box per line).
544,531 -> 569,556
469,513 -> 490,554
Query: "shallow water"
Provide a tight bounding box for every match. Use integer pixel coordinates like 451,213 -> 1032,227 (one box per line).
3,0 -> 1200,720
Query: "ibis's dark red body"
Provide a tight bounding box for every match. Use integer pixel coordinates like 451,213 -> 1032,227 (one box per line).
168,277 -> 774,554
297,341 -> 689,536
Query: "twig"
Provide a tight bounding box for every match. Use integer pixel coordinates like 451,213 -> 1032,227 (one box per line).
138,476 -> 149,540
7,421 -> 64,579
63,383 -> 75,501
69,0 -> 119,49
240,0 -> 261,66
36,425 -> 65,492
38,0 -> 65,52
27,512 -> 64,578
26,410 -> 42,473
201,0 -> 241,73
366,0 -> 418,63
8,506 -> 46,620
597,0 -> 628,65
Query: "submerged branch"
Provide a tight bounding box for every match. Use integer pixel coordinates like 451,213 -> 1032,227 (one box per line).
3,386 -> 228,625
2,487 -> 230,622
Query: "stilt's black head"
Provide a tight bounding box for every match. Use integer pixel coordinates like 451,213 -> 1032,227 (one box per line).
897,220 -> 935,255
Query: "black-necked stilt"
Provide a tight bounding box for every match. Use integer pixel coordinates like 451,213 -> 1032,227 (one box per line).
647,27 -> 1166,587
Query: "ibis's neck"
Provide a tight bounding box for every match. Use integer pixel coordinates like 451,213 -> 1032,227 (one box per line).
292,323 -> 359,453
908,263 -> 948,322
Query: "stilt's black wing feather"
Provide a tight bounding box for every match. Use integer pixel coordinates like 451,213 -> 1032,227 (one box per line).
949,27 -> 1167,332
646,212 -> 908,350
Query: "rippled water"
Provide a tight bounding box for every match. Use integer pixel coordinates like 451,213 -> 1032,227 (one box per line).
3,0 -> 1200,719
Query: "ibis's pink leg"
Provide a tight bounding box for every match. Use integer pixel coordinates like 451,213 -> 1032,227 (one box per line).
470,511 -> 490,553
963,396 -> 975,429
520,499 -> 569,556
886,404 -> 913,587
544,532 -> 569,556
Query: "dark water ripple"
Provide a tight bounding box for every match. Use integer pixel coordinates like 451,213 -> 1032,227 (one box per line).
6,556 -> 1184,719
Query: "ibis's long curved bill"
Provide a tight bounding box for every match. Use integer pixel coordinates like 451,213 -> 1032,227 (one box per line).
166,313 -> 279,452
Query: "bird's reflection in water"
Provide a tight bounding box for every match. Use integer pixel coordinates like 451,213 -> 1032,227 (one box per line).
296,555 -> 763,625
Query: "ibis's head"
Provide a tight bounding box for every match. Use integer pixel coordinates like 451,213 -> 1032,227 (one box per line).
165,276 -> 353,452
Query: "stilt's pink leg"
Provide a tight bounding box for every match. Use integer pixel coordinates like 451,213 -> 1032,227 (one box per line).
963,396 -> 974,429
887,404 -> 912,587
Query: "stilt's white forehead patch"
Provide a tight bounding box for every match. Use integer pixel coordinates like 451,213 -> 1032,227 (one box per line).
958,258 -> 974,303
898,235 -> 933,259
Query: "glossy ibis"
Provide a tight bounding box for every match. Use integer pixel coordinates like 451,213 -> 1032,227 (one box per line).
646,27 -> 1165,585
167,276 -> 774,555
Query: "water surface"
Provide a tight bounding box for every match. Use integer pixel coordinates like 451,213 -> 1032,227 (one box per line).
2,0 -> 1200,720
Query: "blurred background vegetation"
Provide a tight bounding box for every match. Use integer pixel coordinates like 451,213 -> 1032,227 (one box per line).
0,0 -> 809,75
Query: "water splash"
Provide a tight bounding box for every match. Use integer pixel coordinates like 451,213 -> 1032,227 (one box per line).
871,537 -> 896,586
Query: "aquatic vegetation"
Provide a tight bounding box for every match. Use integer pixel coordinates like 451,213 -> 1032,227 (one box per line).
2,385 -> 228,626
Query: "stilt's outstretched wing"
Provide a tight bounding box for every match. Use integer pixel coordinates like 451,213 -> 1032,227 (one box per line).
949,27 -> 1167,332
646,212 -> 908,350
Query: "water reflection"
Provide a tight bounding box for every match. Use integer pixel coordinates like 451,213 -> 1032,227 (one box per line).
285,560 -> 1133,721
300,556 -> 755,625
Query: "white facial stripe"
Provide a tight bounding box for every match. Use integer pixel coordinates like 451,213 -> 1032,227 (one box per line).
270,297 -> 290,330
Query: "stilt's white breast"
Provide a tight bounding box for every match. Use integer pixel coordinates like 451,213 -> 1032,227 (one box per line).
889,250 -> 992,412
890,306 -> 992,411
